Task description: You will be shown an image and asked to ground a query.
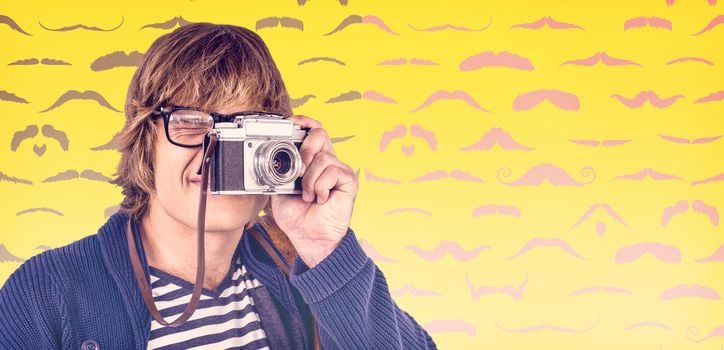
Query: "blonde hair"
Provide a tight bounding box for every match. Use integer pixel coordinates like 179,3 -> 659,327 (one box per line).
113,23 -> 292,220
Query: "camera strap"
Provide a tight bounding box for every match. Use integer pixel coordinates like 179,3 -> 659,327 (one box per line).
125,132 -> 219,327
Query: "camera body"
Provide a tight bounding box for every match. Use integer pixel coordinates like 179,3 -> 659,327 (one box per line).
209,114 -> 307,195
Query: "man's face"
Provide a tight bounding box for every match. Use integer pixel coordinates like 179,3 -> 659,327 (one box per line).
149,103 -> 269,232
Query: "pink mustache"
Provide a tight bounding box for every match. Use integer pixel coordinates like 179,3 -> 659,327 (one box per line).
660,284 -> 721,300
423,319 -> 476,336
507,237 -> 586,260
391,284 -> 442,297
509,16 -> 585,30
498,163 -> 596,187
411,169 -> 483,183
611,91 -> 684,108
324,15 -> 398,36
569,286 -> 633,296
406,241 -> 491,261
495,316 -> 598,333
661,199 -> 719,226
410,90 -> 491,113
364,169 -> 401,185
460,127 -> 534,151
614,167 -> 683,181
377,58 -> 439,65
384,207 -> 432,217
408,17 -> 492,32
624,322 -> 671,330
692,14 -> 724,36
615,242 -> 681,264
686,324 -> 724,343
472,204 -> 521,218
379,124 -> 437,156
695,244 -> 724,262
358,239 -> 398,263
659,134 -> 722,144
513,89 -> 580,111
667,56 -> 715,65
692,172 -> 724,186
695,90 -> 724,103
569,139 -> 632,147
667,0 -> 716,6
624,17 -> 672,31
561,51 -> 642,67
571,203 -> 630,238
459,51 -> 534,71
466,274 -> 528,301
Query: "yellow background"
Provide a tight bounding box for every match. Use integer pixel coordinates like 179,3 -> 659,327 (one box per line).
1,0 -> 723,348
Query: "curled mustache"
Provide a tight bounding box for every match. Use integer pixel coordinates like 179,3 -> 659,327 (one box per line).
91,51 -> 144,71
686,324 -> 724,343
510,16 -> 584,30
408,17 -> 492,32
391,284 -> 442,297
9,58 -> 71,66
0,14 -> 32,35
561,51 -> 642,67
498,163 -> 595,187
460,127 -> 534,151
614,167 -> 683,181
661,284 -> 720,300
0,171 -> 33,185
406,241 -> 492,261
410,90 -> 491,113
495,316 -> 599,333
612,90 -> 684,108
661,199 -> 719,226
256,17 -> 304,31
507,237 -> 586,260
39,16 -> 123,32
140,16 -> 191,30
624,17 -> 672,31
39,90 -> 121,113
615,242 -> 681,264
91,132 -> 120,151
459,51 -> 534,71
513,89 -> 580,111
324,15 -> 398,36
471,204 -> 520,218
43,169 -> 113,183
358,239 -> 397,263
0,245 -> 25,262
0,90 -> 30,104
16,207 -> 64,216
692,14 -> 724,36
466,274 -> 528,301
571,203 -> 629,237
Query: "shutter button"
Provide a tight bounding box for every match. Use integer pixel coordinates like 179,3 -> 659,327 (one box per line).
81,340 -> 100,350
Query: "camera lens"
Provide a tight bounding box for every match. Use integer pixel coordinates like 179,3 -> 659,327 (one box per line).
272,150 -> 292,175
254,141 -> 301,187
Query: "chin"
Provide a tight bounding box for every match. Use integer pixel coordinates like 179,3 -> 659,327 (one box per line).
194,194 -> 261,232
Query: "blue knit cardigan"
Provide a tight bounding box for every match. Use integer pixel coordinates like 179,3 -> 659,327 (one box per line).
0,213 -> 436,349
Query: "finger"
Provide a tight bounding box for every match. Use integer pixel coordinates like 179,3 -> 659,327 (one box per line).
288,114 -> 322,129
299,128 -> 335,175
313,165 -> 357,204
301,151 -> 338,202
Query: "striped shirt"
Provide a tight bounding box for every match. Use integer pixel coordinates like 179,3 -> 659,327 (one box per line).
146,257 -> 270,350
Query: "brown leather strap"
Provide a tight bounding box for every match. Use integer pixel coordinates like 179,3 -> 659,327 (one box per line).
125,132 -> 219,327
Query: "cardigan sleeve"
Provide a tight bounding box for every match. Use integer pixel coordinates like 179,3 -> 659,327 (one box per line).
0,254 -> 66,349
288,229 -> 437,350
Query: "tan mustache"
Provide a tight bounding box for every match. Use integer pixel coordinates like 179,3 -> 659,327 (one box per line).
140,16 -> 192,30
9,58 -> 71,66
256,17 -> 304,31
0,245 -> 25,263
0,14 -> 32,35
0,90 -> 29,104
291,94 -> 317,108
91,51 -> 144,71
90,132 -> 120,151
43,169 -> 113,183
39,90 -> 121,113
0,171 -> 33,185
39,16 -> 124,32
11,124 -> 69,150
298,57 -> 346,66
16,207 -> 64,216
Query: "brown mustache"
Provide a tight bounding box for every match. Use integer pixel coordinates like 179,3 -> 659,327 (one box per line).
290,94 -> 317,108
90,132 -> 120,151
91,51 -> 144,71
298,57 -> 346,66
16,207 -> 64,216
0,171 -> 33,185
39,90 -> 121,113
255,17 -> 304,31
326,91 -> 361,103
0,14 -> 32,35
9,58 -> 71,66
39,16 -> 124,32
43,169 -> 113,183
140,16 -> 192,30
0,90 -> 29,104
11,124 -> 69,151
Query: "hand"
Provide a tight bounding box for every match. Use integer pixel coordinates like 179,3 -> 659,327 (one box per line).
270,115 -> 359,268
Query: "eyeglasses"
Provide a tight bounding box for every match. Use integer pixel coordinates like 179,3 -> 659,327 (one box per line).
151,106 -> 283,148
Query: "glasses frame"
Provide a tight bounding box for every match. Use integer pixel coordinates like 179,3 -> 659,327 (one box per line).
151,106 -> 284,148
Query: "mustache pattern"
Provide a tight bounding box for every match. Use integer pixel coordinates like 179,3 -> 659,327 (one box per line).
0,15 -> 32,35
692,172 -> 724,186
91,51 -> 144,71
569,139 -> 632,147
324,90 -> 397,104
667,0 -> 716,5
660,134 -> 722,144
498,163 -> 596,187
358,239 -> 398,262
507,237 -> 586,260
0,171 -> 33,185
39,16 -> 124,32
379,125 -> 437,156
43,169 -> 113,183
297,0 -> 348,6
459,51 -> 534,71
569,286 -> 633,296
660,284 -> 720,300
412,169 -> 483,183
495,316 -> 599,333
391,284 -> 442,297
9,58 -> 71,66
91,132 -> 120,151
612,91 -> 684,108
384,207 -> 432,216
406,241 -> 491,261
298,57 -> 346,66
324,15 -> 398,36
104,205 -> 120,218
686,324 -> 724,343
696,244 -> 724,262
624,322 -> 671,330
140,16 -> 191,30
0,90 -> 30,104
256,17 -> 304,31
666,56 -> 715,65
472,204 -> 520,218
510,16 -> 584,30
513,89 -> 580,111
661,200 -> 719,226
624,17 -> 672,31
408,17 -> 492,32
561,51 -> 642,67
410,90 -> 491,113
330,135 -> 355,144
423,319 -> 476,336
615,242 -> 681,264
692,14 -> 724,36
0,244 -> 25,262
364,169 -> 401,185
377,58 -> 439,66
572,203 -> 630,237
694,90 -> 724,103
39,90 -> 121,113
11,124 -> 69,156
16,207 -> 64,216
460,127 -> 534,151
466,274 -> 528,301
291,94 -> 316,108
614,167 -> 683,181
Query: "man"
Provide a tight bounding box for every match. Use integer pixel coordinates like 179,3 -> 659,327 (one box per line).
0,23 -> 437,349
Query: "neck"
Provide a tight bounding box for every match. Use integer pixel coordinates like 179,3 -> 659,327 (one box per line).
139,203 -> 245,291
